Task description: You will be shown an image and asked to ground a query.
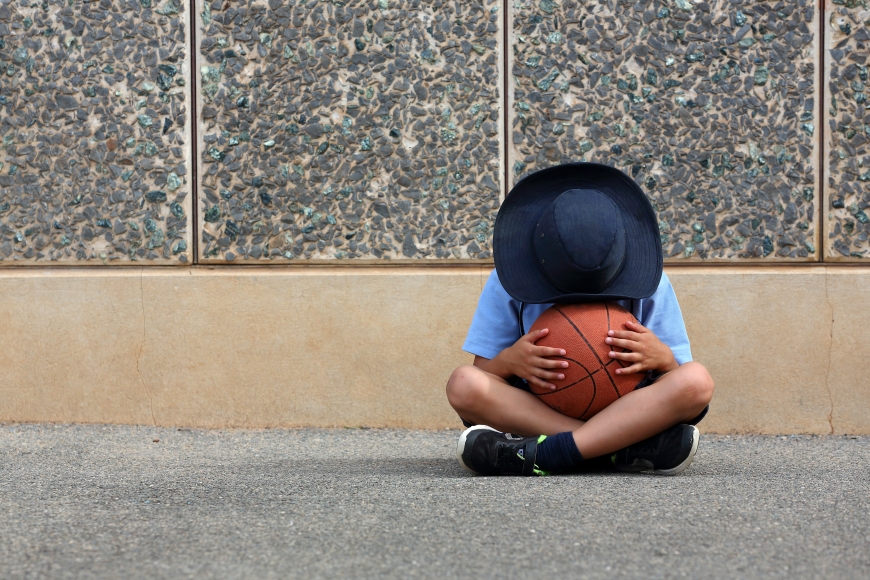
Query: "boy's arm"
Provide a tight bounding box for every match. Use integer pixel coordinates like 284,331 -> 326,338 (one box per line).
473,355 -> 512,379
473,328 -> 569,390
463,270 -> 567,389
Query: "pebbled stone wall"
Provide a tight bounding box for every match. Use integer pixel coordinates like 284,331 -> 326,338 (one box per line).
196,0 -> 503,262
0,0 -> 192,264
825,3 -> 870,261
0,0 -> 855,265
509,0 -> 820,261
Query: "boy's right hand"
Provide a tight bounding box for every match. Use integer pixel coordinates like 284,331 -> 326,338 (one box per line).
497,328 -> 568,390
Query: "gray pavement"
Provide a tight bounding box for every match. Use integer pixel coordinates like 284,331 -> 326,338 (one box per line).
1,424 -> 868,580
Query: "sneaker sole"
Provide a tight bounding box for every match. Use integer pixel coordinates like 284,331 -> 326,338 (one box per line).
456,425 -> 499,475
654,425 -> 699,476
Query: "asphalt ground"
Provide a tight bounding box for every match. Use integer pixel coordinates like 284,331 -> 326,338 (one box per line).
1,424 -> 868,580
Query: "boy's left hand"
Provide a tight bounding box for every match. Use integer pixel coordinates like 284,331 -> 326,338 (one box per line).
605,320 -> 679,375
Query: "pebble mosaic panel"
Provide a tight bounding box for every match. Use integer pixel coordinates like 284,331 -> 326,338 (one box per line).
825,4 -> 870,261
0,0 -> 192,264
196,0 -> 502,262
509,0 -> 819,260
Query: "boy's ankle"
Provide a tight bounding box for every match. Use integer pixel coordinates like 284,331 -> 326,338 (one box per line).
535,431 -> 584,474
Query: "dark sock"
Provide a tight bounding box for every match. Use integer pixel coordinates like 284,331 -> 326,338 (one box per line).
534,431 -> 584,473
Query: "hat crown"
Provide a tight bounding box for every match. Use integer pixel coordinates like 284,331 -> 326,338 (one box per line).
532,189 -> 626,294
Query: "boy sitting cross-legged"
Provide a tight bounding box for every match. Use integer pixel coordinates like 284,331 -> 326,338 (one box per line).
447,163 -> 714,476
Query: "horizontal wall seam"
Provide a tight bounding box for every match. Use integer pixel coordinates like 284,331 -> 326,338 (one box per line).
4,262 -> 870,271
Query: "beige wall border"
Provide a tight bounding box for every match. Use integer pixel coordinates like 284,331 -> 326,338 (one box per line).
0,266 -> 866,434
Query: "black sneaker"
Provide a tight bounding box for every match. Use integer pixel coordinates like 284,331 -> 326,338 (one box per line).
457,426 -> 547,476
612,424 -> 699,475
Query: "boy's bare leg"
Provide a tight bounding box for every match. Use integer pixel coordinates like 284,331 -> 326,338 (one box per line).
446,362 -> 713,459
572,362 -> 712,458
446,365 -> 585,436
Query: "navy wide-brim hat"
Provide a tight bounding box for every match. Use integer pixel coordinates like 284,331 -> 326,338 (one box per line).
494,163 -> 663,304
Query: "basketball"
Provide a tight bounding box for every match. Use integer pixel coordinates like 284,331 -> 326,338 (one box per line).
528,302 -> 643,420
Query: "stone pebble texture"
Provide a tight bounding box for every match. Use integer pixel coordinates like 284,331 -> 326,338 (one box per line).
196,0 -> 503,262
825,2 -> 870,261
510,0 -> 819,260
0,0 -> 192,264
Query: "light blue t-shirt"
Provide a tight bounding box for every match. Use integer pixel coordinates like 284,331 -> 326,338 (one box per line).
463,270 -> 692,365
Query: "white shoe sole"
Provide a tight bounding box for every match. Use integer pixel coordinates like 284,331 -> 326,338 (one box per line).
654,425 -> 699,476
456,425 -> 499,475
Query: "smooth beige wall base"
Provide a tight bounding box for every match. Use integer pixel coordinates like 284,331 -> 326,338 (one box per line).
0,267 -> 866,434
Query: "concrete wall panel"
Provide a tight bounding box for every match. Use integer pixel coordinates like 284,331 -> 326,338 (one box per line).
0,267 -> 865,433
196,0 -> 503,263
0,0 -> 193,265
824,5 -> 870,261
671,267 -> 832,433
826,268 -> 870,433
508,0 -> 820,261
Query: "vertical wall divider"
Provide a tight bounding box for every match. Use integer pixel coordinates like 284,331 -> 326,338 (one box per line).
819,0 -> 826,262
189,0 -> 199,264
502,1 -> 510,203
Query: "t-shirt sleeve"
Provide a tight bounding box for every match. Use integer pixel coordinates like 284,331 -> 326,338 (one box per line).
462,270 -> 522,360
638,273 -> 693,365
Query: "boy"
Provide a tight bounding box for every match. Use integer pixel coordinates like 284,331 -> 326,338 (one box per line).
447,163 -> 714,476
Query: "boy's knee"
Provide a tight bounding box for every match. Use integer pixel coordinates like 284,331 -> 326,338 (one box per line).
446,365 -> 489,413
677,362 -> 714,410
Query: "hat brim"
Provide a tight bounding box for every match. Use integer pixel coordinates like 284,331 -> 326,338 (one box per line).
494,163 -> 663,304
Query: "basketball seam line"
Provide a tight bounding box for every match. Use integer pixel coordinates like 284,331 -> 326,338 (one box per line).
535,360 -> 600,395
545,366 -> 598,420
553,305 -> 622,400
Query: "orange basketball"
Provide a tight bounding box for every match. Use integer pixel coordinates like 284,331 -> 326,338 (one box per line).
528,302 -> 644,420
